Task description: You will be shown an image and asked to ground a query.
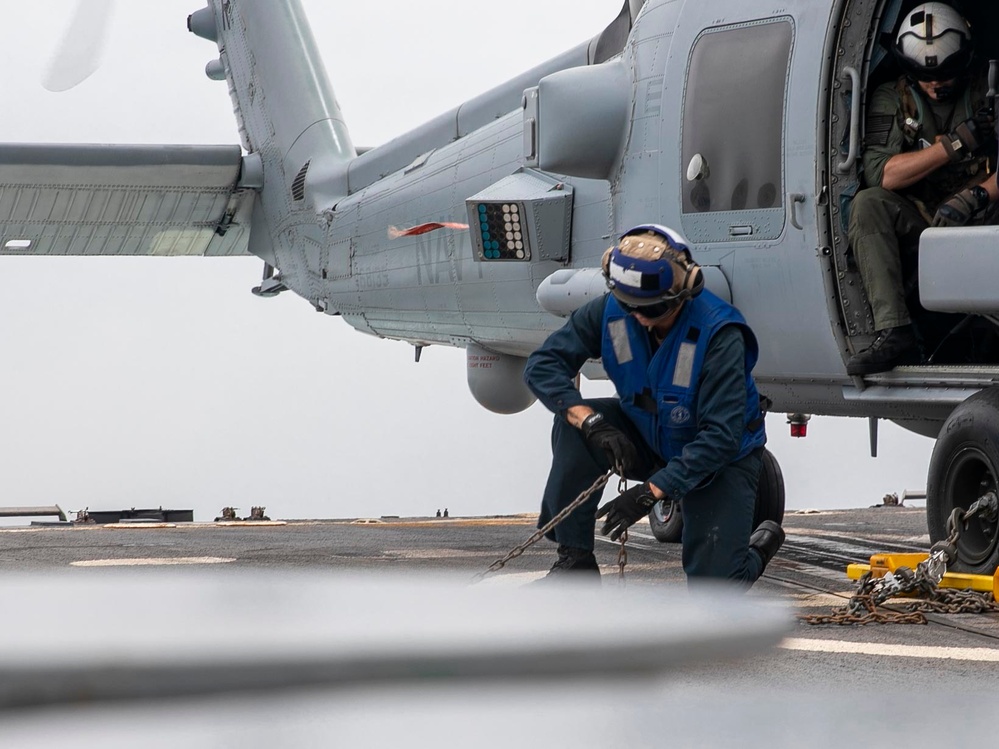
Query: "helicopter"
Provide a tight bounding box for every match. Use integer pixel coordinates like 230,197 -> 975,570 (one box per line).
2,0 -> 999,572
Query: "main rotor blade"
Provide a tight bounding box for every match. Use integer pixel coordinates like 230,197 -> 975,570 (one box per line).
0,572 -> 791,709
42,0 -> 116,92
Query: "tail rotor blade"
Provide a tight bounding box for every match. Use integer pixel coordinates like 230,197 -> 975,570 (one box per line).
42,0 -> 116,92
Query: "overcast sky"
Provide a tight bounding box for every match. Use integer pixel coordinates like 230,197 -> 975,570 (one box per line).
0,0 -> 935,523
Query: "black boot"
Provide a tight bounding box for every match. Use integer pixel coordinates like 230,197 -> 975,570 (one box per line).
544,545 -> 600,578
846,325 -> 919,376
749,520 -> 785,570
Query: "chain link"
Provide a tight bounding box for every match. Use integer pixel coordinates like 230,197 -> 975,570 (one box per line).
617,530 -> 629,581
472,471 -> 613,583
472,469 -> 637,582
801,498 -> 999,625
617,475 -> 629,581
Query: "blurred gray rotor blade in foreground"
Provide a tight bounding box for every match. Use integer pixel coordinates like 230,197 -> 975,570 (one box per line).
42,0 -> 116,92
0,571 -> 792,709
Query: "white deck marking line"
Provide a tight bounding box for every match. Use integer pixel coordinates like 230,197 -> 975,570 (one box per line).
477,571 -> 547,586
781,637 -> 999,662
71,557 -> 236,567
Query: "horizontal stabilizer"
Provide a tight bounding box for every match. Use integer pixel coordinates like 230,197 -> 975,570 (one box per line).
0,143 -> 253,257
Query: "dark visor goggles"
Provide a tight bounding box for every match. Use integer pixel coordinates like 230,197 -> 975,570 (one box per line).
617,297 -> 679,319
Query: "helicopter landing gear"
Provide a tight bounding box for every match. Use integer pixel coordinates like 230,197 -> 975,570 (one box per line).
928,387 -> 999,575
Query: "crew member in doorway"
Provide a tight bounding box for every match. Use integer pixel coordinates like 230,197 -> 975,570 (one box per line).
848,2 -> 999,375
523,224 -> 784,582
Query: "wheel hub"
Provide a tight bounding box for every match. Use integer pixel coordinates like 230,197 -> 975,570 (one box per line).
652,500 -> 676,524
945,447 -> 999,567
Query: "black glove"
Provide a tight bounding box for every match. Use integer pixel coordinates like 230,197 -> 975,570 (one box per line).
596,482 -> 659,541
932,185 -> 990,227
975,106 -> 997,140
941,117 -> 988,162
580,412 -> 639,474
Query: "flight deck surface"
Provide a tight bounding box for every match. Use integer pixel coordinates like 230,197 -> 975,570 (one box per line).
1,506 -> 996,746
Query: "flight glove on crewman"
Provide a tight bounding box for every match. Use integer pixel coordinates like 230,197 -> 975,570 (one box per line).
932,185 -> 990,227
940,114 -> 993,162
597,482 -> 658,541
580,412 -> 640,475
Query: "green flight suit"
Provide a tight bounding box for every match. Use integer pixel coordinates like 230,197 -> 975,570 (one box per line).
848,74 -> 994,330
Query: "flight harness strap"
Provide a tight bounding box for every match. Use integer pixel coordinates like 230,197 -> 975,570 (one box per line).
747,395 -> 771,433
633,390 -> 657,414
896,79 -> 925,144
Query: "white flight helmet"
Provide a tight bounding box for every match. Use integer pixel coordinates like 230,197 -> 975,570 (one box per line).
893,2 -> 973,82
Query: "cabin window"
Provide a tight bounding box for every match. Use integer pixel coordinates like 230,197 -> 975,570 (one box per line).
679,20 -> 793,240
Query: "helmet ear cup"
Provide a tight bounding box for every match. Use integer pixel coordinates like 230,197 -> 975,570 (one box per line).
686,264 -> 704,298
643,254 -> 703,312
600,247 -> 613,279
668,251 -> 700,295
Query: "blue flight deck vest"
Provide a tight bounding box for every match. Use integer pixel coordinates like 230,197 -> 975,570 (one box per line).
600,292 -> 766,462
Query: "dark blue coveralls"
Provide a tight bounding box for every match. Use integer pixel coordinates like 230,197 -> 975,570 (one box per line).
524,292 -> 768,582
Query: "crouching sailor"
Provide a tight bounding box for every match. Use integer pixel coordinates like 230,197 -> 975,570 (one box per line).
524,224 -> 784,582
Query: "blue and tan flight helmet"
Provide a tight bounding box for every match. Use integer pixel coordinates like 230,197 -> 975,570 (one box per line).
601,224 -> 704,317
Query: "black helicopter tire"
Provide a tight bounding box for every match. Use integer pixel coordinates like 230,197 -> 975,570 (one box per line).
648,499 -> 683,543
646,448 -> 785,544
755,448 -> 785,528
927,387 -> 999,575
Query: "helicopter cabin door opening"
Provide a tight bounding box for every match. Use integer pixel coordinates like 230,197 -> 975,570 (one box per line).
826,0 -> 999,373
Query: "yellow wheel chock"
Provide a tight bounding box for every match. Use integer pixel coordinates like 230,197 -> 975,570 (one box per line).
846,553 -> 999,602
